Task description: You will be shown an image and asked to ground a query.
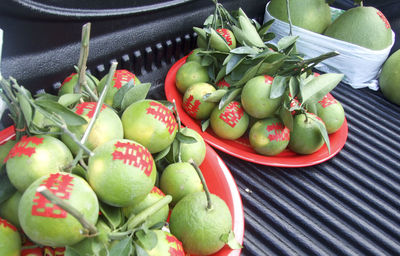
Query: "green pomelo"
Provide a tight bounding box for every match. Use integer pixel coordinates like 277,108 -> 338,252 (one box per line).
324,6 -> 392,50
0,191 -> 22,228
140,230 -> 185,256
6,135 -> 73,192
0,217 -> 21,256
121,99 -> 178,154
58,72 -> 99,97
175,61 -> 209,94
379,49 -> 400,105
268,0 -> 331,34
87,139 -> 157,207
186,48 -> 203,63
18,172 -> 99,247
210,101 -> 249,140
182,83 -> 217,120
315,93 -> 345,134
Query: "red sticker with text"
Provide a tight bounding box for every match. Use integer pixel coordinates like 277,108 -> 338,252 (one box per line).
75,102 -> 107,118
216,79 -> 231,89
60,73 -> 76,88
43,246 -> 66,256
146,101 -> 178,135
219,101 -> 244,128
166,234 -> 185,256
151,186 -> 165,196
217,28 -> 233,46
318,93 -> 337,108
4,135 -> 44,163
31,173 -> 74,218
266,122 -> 290,142
183,95 -> 201,117
264,75 -> 274,85
0,217 -> 17,232
113,70 -> 137,89
377,10 -> 391,29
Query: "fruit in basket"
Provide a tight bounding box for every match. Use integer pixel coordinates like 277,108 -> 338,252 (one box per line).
138,230 -> 185,256
175,61 -> 209,93
61,102 -> 123,155
210,101 -> 249,140
288,112 -> 326,154
121,99 -> 178,154
58,72 -> 99,97
249,117 -> 290,156
97,69 -> 141,106
5,135 -> 73,191
187,48 -> 203,63
267,0 -> 331,34
241,75 -> 282,119
313,93 -> 345,134
379,49 -> 400,105
160,162 -> 203,206
18,172 -> 99,247
0,217 -> 21,256
182,82 -> 217,120
87,138 -> 157,207
210,28 -> 236,52
0,191 -> 22,228
324,6 -> 393,50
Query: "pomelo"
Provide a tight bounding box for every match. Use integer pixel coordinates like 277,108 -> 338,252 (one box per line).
182,82 -> 217,120
175,61 -> 209,94
0,217 -> 21,256
379,49 -> 400,105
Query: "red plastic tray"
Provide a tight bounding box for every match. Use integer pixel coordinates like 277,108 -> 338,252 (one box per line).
165,56 -> 348,167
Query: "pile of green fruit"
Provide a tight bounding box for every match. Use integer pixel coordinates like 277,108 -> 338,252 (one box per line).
0,22 -> 241,256
175,0 -> 346,156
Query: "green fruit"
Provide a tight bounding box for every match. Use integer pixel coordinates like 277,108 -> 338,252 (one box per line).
58,72 -> 99,97
0,140 -> 17,167
379,49 -> 400,105
210,28 -> 236,52
18,172 -> 99,247
121,99 -> 178,154
249,117 -> 290,156
288,112 -> 326,155
324,6 -> 393,50
6,135 -> 73,192
268,0 -> 331,34
315,93 -> 345,134
182,83 -> 217,120
210,101 -> 249,140
169,191 -> 232,255
175,61 -> 209,94
186,48 -> 203,63
122,186 -> 169,228
61,102 -> 124,155
0,191 -> 22,228
241,75 -> 282,119
140,230 -> 185,256
97,69 -> 141,106
160,162 -> 203,206
87,139 -> 157,207
0,217 -> 21,256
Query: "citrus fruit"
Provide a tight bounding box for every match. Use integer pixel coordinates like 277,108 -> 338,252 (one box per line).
186,48 -> 203,63
18,172 -> 99,247
160,162 -> 203,206
87,138 -> 157,207
241,75 -> 282,119
0,217 -> 21,256
182,82 -> 217,120
169,191 -> 232,255
58,72 -> 99,97
314,93 -> 345,134
268,0 -> 331,34
122,186 -> 169,228
324,6 -> 393,50
5,135 -> 73,192
379,49 -> 400,105
249,117 -> 290,156
121,99 -> 178,154
97,69 -> 141,106
210,101 -> 249,140
210,28 -> 236,52
139,230 -> 185,256
0,139 -> 16,167
61,102 -> 123,155
0,191 -> 22,228
288,112 -> 326,155
175,61 -> 209,94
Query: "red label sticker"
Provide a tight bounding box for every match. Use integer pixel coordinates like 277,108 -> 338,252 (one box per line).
113,70 -> 137,89
146,101 -> 177,135
60,73 -> 76,88
44,247 -> 65,256
264,75 -> 274,85
266,122 -> 290,142
151,186 -> 165,196
4,136 -> 44,163
166,234 -> 185,256
183,95 -> 201,117
217,28 -> 233,46
216,79 -> 231,89
0,217 -> 17,232
318,93 -> 337,108
31,173 -> 74,218
219,101 -> 244,128
112,141 -> 153,177
75,102 -> 106,118
377,10 -> 391,29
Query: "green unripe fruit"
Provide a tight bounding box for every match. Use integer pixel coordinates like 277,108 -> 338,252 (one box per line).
0,217 -> 21,256
182,83 -> 217,120
0,191 -> 22,228
175,61 -> 209,94
315,93 -> 345,134
140,230 -> 185,256
58,72 -> 99,97
186,48 -> 203,63
379,49 -> 400,105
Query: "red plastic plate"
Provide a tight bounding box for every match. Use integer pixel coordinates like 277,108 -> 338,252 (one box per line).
165,56 -> 349,167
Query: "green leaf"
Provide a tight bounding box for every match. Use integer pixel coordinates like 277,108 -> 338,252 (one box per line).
279,105 -> 293,131
99,202 -> 123,230
153,145 -> 171,162
34,93 -> 59,102
71,165 -> 87,180
232,59 -> 265,87
219,88 -> 242,109
0,165 -> 16,205
226,54 -> 246,75
109,236 -> 132,256
35,100 -> 87,126
300,73 -> 344,105
314,116 -> 331,154
204,89 -> 227,103
201,119 -> 210,132
64,246 -> 81,256
176,132 -> 197,144
58,93 -> 83,107
134,241 -> 150,256
113,79 -> 135,109
16,89 -> 33,126
270,76 -> 287,99
121,82 -> 152,111
229,46 -> 259,55
288,76 -> 300,98
258,19 -> 275,36
277,36 -> 299,51
135,230 -> 157,251
220,230 -> 243,250
215,66 -> 227,84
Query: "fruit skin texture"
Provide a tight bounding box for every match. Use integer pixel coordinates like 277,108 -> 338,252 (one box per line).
141,230 -> 185,256
379,49 -> 400,105
169,191 -> 232,255
288,113 -> 326,155
0,217 -> 21,256
6,135 -> 73,192
210,101 -> 249,140
315,93 -> 345,134
175,61 -> 209,94
324,6 -> 393,50
241,75 -> 282,119
268,0 -> 331,34
18,172 -> 99,247
58,72 -> 99,97
182,82 -> 217,120
61,102 -> 124,155
121,99 -> 178,154
0,191 -> 22,228
249,117 -> 290,156
87,138 -> 157,207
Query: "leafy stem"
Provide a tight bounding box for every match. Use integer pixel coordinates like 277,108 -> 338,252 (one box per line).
76,22 -> 91,95
189,159 -> 213,211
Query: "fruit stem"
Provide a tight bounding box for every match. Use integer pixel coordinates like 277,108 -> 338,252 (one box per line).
172,99 -> 183,162
189,159 -> 213,211
286,0 -> 293,36
37,186 -> 98,236
126,195 -> 172,230
76,22 -> 91,95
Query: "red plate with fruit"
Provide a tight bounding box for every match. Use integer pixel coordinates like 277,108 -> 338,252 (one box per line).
165,56 -> 348,167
